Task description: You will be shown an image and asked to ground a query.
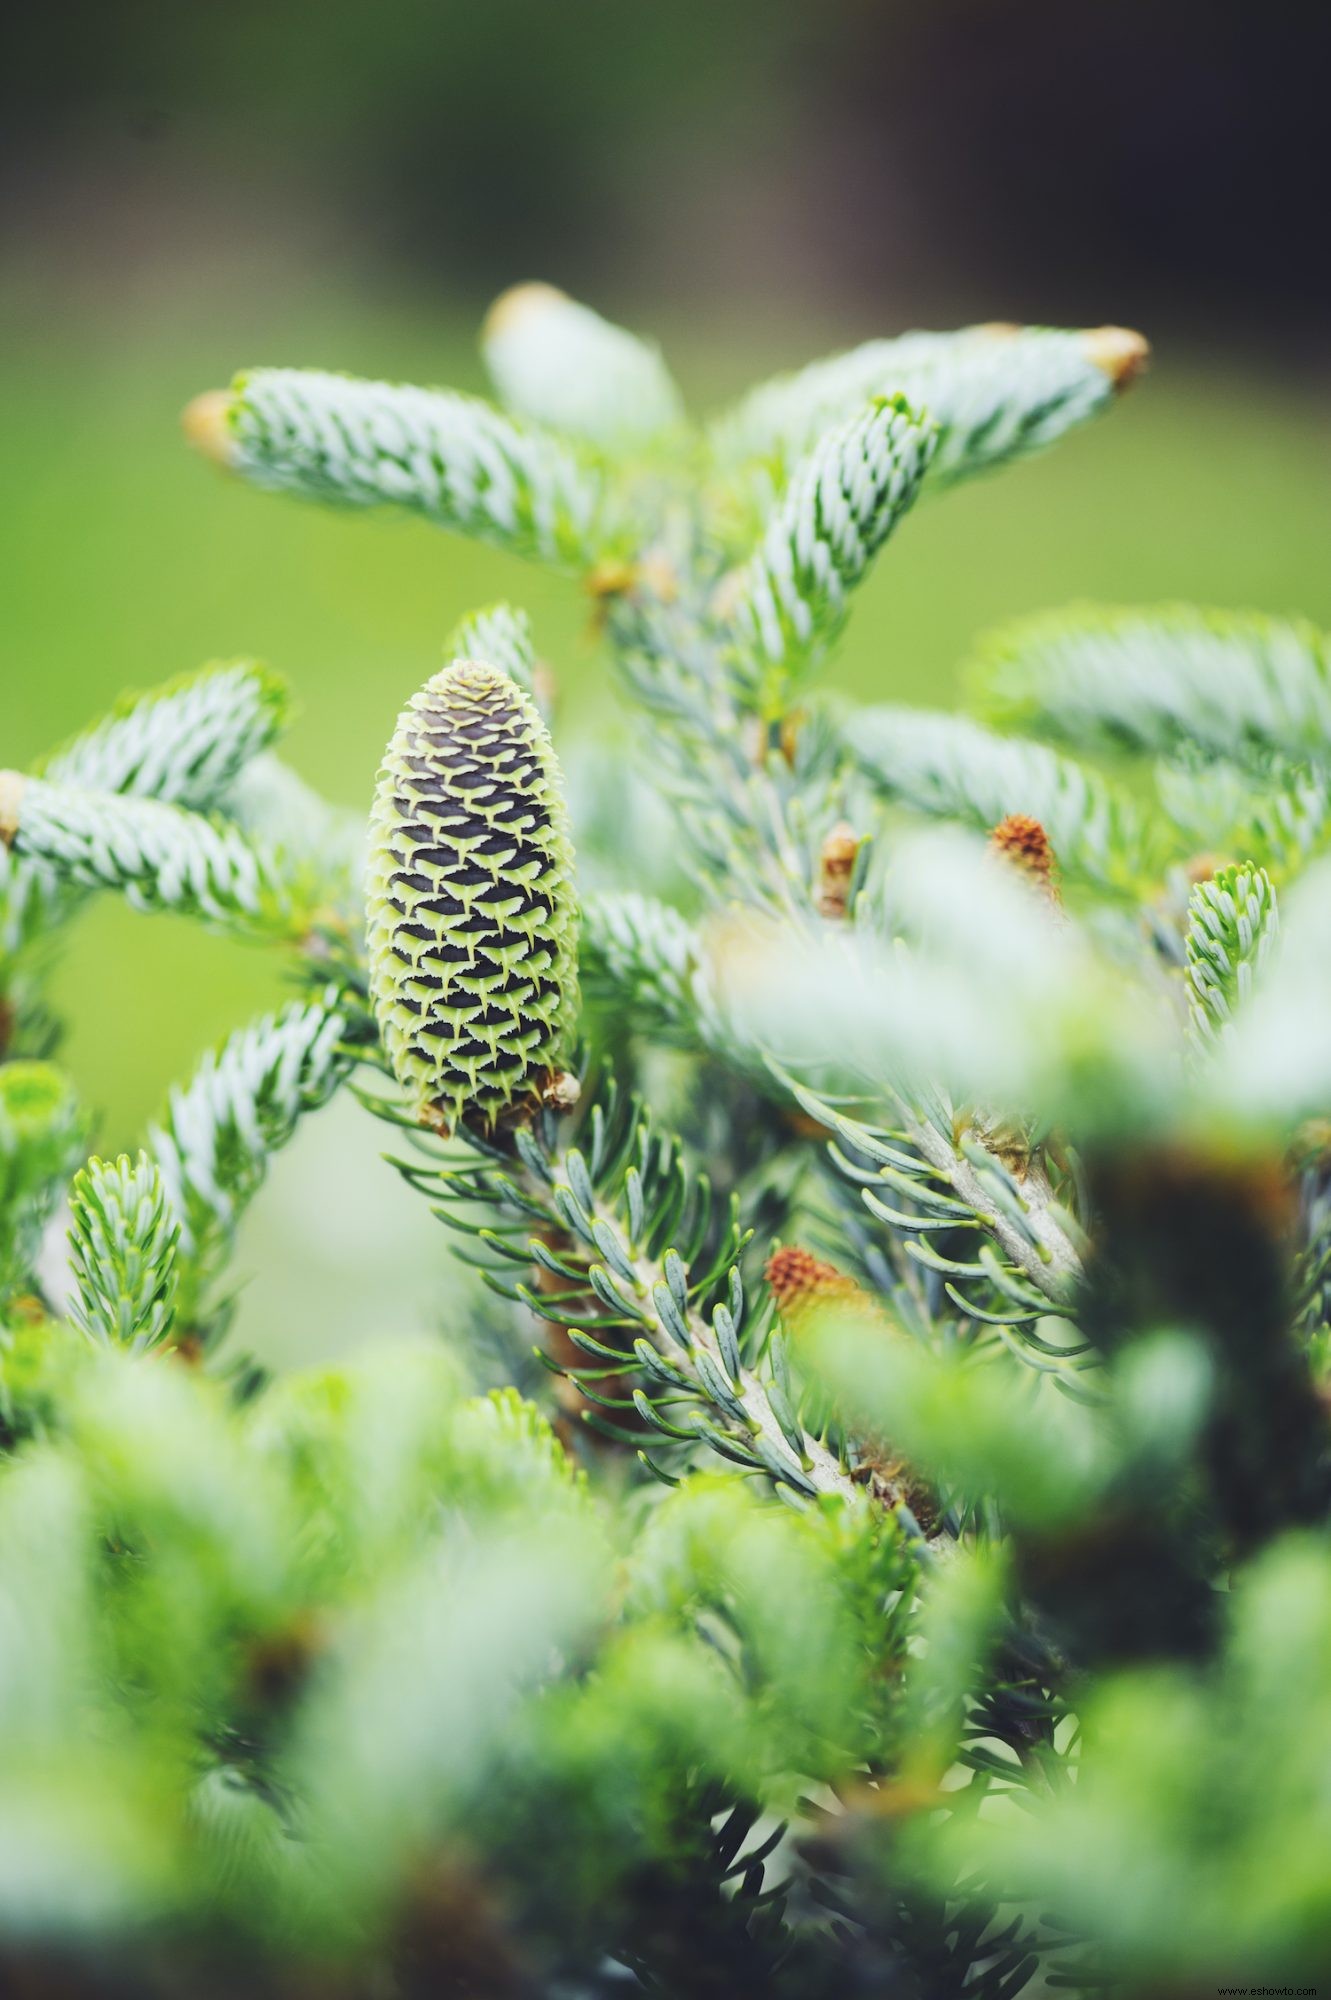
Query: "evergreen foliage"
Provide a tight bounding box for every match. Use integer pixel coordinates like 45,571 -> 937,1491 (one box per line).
3,285 -> 1329,1997
67,1153 -> 180,1352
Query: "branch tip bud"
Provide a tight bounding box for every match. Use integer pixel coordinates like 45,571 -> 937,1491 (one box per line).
989,813 -> 1061,905
1082,325 -> 1150,392
816,821 -> 861,920
482,281 -> 569,345
181,390 -> 237,466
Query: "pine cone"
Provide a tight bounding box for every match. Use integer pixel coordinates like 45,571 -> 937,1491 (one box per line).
366,660 -> 580,1132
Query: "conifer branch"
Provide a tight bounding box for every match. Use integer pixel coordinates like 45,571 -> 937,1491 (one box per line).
607,597 -> 1091,1316
781,1071 -> 1085,1323
149,995 -> 351,1326
67,1153 -> 179,1352
1,665 -> 294,1028
728,395 -> 936,678
1185,863 -> 1280,1053
20,283 -> 1331,1997
581,890 -> 721,1049
1232,762 -> 1331,881
482,282 -> 685,447
446,602 -> 539,700
0,774 -> 307,939
1154,752 -> 1331,886
381,1092 -> 864,1507
850,705 -> 1152,892
978,605 -> 1331,771
540,1127 -> 860,1504
0,1061 -> 84,1308
0,845 -> 57,972
712,323 -> 1147,484
185,368 -> 611,569
220,752 -> 366,896
39,661 -> 289,808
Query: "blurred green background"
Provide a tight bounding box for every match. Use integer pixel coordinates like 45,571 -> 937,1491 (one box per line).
5,0 -> 1329,1359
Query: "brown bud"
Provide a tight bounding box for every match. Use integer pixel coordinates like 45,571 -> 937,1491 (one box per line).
816,820 -> 862,921
766,1246 -> 939,1530
852,1445 -> 940,1533
541,1069 -> 582,1115
1083,325 -> 1150,393
777,709 -> 806,769
765,1244 -> 879,1327
585,558 -> 637,601
989,812 -> 1061,905
180,389 -> 236,466
246,1611 -> 325,1709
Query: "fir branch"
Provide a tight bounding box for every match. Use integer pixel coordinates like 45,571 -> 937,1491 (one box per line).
0,1061 -> 84,1308
1153,751 -> 1331,887
482,282 -> 685,448
607,591 -> 1092,1316
1221,761 -> 1331,884
446,602 -> 539,699
712,323 -> 1147,485
542,1128 -> 861,1504
612,601 -> 845,915
149,995 -> 351,1326
0,774 -> 307,940
356,632 -> 855,1498
2,665 -> 292,1024
220,752 -> 366,897
39,661 -> 290,808
977,605 -> 1331,771
380,1092 -> 864,1508
728,395 -> 936,678
782,1071 -> 1085,1323
67,1153 -> 180,1353
0,844 -> 58,969
1185,864 -> 1280,1054
185,368 -> 610,569
1152,751 -> 1267,854
26,280 -> 1331,2000
850,705 -> 1152,893
581,890 -> 721,1050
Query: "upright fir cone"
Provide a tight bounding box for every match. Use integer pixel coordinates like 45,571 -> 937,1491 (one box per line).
989,812 -> 1061,906
765,1245 -> 938,1529
366,660 -> 580,1134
